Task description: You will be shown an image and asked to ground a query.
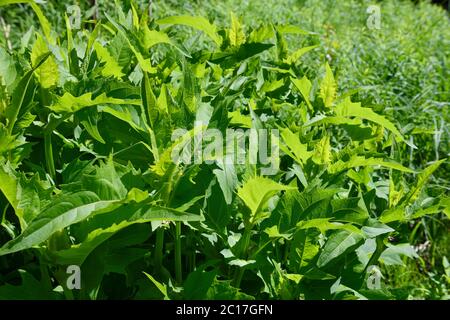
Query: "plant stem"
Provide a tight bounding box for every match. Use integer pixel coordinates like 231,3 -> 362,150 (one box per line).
44,132 -> 56,180
232,228 -> 252,288
175,221 -> 182,284
154,227 -> 164,274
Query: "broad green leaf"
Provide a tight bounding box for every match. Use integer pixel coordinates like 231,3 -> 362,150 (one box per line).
142,28 -> 172,49
51,201 -> 201,265
317,230 -> 364,268
329,155 -> 413,174
80,110 -> 106,144
228,110 -> 252,128
31,33 -> 58,88
184,269 -> 216,299
0,191 -> 119,256
229,12 -> 246,47
319,62 -> 336,108
279,127 -> 312,165
379,243 -> 418,266
335,97 -> 406,142
94,42 -> 124,79
157,15 -> 222,46
261,78 -> 284,93
29,2 -> 55,45
304,115 -> 362,127
361,220 -> 394,238
380,206 -> 405,224
410,204 -> 442,219
296,218 -> 361,234
284,45 -> 318,64
206,279 -> 254,299
291,76 -> 312,109
49,92 -> 140,114
5,52 -> 50,134
0,47 -> 17,87
141,72 -> 157,128
0,270 -> 59,300
264,225 -> 292,240
213,161 -> 238,205
0,163 -> 21,223
0,163 -> 51,230
400,159 -> 445,205
289,229 -> 319,272
312,135 -> 331,165
248,24 -> 274,43
143,272 -> 170,300
237,176 -> 294,219
105,14 -> 156,73
277,24 -> 310,35
330,197 -> 369,225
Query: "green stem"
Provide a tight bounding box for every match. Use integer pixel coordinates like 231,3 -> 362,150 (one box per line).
37,253 -> 53,292
232,228 -> 252,288
175,221 -> 182,284
154,228 -> 164,274
44,132 -> 56,180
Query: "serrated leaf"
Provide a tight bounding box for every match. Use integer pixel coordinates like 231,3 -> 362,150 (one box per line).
284,45 -> 318,64
94,42 -> 124,79
49,92 -> 140,114
312,135 -> 331,165
329,155 -> 414,174
400,159 -> 445,205
229,12 -> 246,47
279,127 -> 312,165
296,218 -> 362,234
157,15 -> 222,46
0,191 -> 119,256
335,97 -> 406,143
291,76 -> 312,109
237,176 -> 294,219
31,33 -> 58,88
319,62 -> 337,108
317,230 -> 364,268
380,243 -> 418,266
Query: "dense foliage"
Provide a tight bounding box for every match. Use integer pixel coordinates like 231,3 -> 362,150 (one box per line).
0,0 -> 448,300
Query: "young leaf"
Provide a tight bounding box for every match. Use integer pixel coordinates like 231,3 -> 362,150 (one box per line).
312,135 -> 331,165
319,62 -> 337,108
237,176 -> 294,219
31,33 -> 59,88
291,76 -> 312,110
94,42 -> 125,79
229,12 -> 245,47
